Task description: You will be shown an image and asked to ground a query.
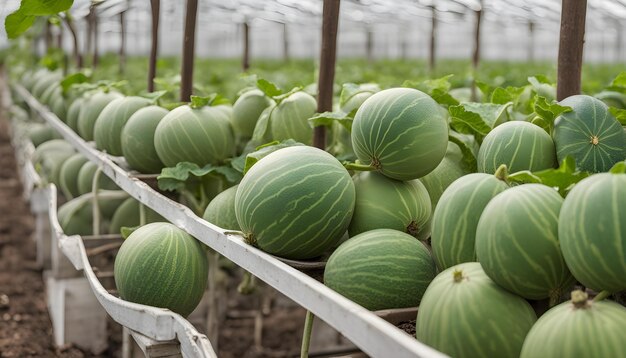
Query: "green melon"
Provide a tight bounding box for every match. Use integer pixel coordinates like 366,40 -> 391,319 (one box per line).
270,91 -> 317,145
40,84 -> 60,106
50,94 -> 67,120
431,170 -> 509,270
559,172 -> 626,293
121,106 -> 168,174
28,123 -> 62,147
416,262 -> 537,358
66,97 -> 85,130
109,197 -> 164,235
59,153 -> 89,199
324,229 -> 436,310
32,71 -> 61,99
32,140 -> 76,185
351,88 -> 448,181
94,96 -> 152,156
235,146 -> 355,260
595,90 -> 626,109
57,191 -> 129,235
114,223 -> 208,317
203,185 -> 240,231
520,290 -> 626,358
349,171 -> 431,238
478,121 -> 557,174
553,95 -> 626,173
232,89 -> 273,139
476,184 -> 575,300
77,161 -> 119,195
77,91 -> 124,141
154,105 -> 236,167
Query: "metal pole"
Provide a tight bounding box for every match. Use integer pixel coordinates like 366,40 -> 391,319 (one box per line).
283,22 -> 290,62
471,3 -> 483,102
528,21 -> 535,63
148,0 -> 160,92
180,0 -> 198,102
119,11 -> 126,75
429,5 -> 437,72
557,0 -> 587,101
243,22 -> 250,72
314,0 -> 341,150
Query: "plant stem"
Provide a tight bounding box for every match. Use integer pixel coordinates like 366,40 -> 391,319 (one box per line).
139,203 -> 146,226
300,310 -> 315,358
343,162 -> 376,172
91,168 -> 102,236
593,290 -> 611,302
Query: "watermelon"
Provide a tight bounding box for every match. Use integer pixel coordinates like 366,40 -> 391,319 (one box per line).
270,91 -> 317,145
478,121 -> 557,174
57,191 -> 129,235
77,91 -> 124,141
349,171 -> 431,238
109,197 -> 164,235
351,88 -> 448,181
431,169 -> 509,271
324,229 -> 436,310
232,89 -> 273,139
32,140 -> 76,185
595,90 -> 626,109
235,146 -> 355,260
416,262 -> 537,358
553,95 -> 626,173
114,223 -> 208,317
28,123 -> 62,147
59,153 -> 89,199
559,172 -> 626,293
77,161 -> 119,195
203,185 -> 240,231
476,184 -> 575,300
120,106 -> 168,174
32,71 -> 61,99
94,96 -> 152,156
520,290 -> 626,358
66,97 -> 84,130
154,105 -> 236,167
50,94 -> 67,120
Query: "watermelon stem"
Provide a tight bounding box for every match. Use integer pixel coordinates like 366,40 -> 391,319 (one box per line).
494,164 -> 509,182
300,310 -> 315,358
593,290 -> 611,302
571,290 -> 590,308
243,232 -> 257,246
452,269 -> 464,283
343,162 -> 376,172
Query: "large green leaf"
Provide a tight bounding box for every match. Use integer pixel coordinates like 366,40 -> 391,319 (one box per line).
243,139 -> 304,175
5,10 -> 36,39
507,157 -> 590,197
20,0 -> 73,16
448,102 -> 511,142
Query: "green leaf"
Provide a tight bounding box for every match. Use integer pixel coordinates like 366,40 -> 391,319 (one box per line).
273,86 -> 303,104
157,162 -> 242,192
491,86 -> 525,105
256,78 -> 283,98
528,75 -> 553,85
307,110 -> 354,132
189,93 -> 231,108
243,139 -> 304,175
20,0 -> 73,16
448,102 -> 511,142
475,81 -> 494,100
532,96 -> 572,133
508,156 -> 590,197
448,131 -> 478,173
610,72 -> 626,88
609,107 -> 626,126
120,226 -> 139,239
250,106 -> 275,143
339,83 -> 379,108
60,73 -> 89,95
5,10 -> 36,39
403,75 -> 458,106
140,90 -> 168,103
610,161 -> 626,174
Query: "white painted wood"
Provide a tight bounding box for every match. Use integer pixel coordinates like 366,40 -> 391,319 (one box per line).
17,84 -> 447,358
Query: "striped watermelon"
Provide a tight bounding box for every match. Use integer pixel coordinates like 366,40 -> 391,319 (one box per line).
324,229 -> 436,310
203,185 -> 240,231
154,105 -> 236,167
66,97 -> 85,130
416,262 -> 537,358
114,223 -> 208,317
235,146 -> 355,260
121,106 -> 168,174
59,153 -> 89,199
418,142 -> 471,241
270,91 -> 317,145
94,96 -> 152,156
520,290 -> 626,358
478,121 -> 557,174
476,184 -> 575,300
77,161 -> 119,195
232,89 -> 273,139
57,191 -> 129,235
77,91 -> 124,141
32,140 -> 76,186
553,95 -> 626,173
351,88 -> 448,181
109,197 -> 164,235
431,169 -> 509,270
559,172 -> 626,293
349,171 -> 431,238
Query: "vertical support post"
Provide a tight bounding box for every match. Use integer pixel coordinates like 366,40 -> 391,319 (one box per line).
86,8 -> 94,64
366,27 -> 373,63
557,0 -> 587,101
93,14 -> 99,68
243,21 -> 250,72
64,15 -> 83,68
282,22 -> 290,62
180,0 -> 199,102
429,5 -> 437,72
528,21 -> 535,63
314,0 -> 341,150
119,11 -> 126,75
44,20 -> 52,53
148,0 -> 160,92
471,2 -> 483,102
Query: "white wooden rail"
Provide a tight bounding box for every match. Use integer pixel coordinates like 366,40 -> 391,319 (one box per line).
14,84 -> 447,358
